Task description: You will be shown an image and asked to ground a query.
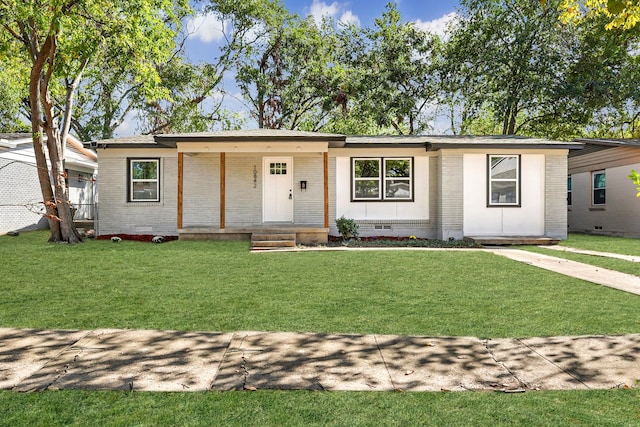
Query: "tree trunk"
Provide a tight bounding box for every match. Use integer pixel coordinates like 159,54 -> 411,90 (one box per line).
30,33 -> 81,243
29,39 -> 61,241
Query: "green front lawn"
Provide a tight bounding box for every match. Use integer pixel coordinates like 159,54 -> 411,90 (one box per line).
1,389 -> 638,427
562,233 -> 640,256
1,231 -> 639,426
1,231 -> 638,337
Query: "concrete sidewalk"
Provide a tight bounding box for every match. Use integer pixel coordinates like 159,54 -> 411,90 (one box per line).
1,328 -> 638,393
488,248 -> 640,296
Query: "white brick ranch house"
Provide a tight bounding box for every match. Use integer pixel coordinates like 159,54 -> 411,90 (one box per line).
87,130 -> 580,244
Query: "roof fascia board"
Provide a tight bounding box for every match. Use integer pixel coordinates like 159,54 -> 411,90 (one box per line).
427,143 -> 583,150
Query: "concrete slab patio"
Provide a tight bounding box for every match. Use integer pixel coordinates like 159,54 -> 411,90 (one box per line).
1,328 -> 638,393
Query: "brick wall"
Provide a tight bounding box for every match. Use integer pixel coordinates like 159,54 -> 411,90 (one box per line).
96,150 -> 177,236
183,155 -> 219,227
545,154 -> 568,239
438,152 -> 464,240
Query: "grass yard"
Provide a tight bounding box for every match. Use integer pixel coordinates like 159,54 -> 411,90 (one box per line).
1,389 -> 639,427
1,230 -> 639,426
562,233 -> 640,256
1,231 -> 639,337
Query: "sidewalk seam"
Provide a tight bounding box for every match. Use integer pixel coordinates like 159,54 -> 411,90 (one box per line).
373,335 -> 397,392
208,332 -> 235,390
483,339 -> 530,390
515,339 -> 592,390
13,329 -> 93,392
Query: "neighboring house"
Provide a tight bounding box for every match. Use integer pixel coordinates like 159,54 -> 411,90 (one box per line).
87,130 -> 579,244
0,133 -> 98,235
568,138 -> 640,238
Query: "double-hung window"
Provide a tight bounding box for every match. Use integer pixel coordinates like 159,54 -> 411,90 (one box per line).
592,170 -> 606,205
352,157 -> 412,201
488,155 -> 520,206
129,158 -> 160,202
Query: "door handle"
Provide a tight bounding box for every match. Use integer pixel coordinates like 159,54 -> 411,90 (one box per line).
289,190 -> 292,199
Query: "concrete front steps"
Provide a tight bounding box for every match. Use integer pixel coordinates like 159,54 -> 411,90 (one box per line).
251,232 -> 297,251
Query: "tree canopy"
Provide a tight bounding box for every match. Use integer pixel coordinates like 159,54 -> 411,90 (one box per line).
554,0 -> 640,29
0,0 -> 189,242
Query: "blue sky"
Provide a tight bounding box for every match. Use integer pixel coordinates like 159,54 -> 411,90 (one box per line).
283,0 -> 460,28
185,0 -> 461,63
118,1 -> 461,135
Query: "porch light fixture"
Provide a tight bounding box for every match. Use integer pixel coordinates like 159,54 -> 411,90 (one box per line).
300,180 -> 307,191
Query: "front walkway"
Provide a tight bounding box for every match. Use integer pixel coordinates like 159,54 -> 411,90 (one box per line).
542,245 -> 640,263
488,248 -> 640,296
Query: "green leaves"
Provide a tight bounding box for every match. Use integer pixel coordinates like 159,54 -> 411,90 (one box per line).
628,169 -> 640,197
608,0 -> 626,15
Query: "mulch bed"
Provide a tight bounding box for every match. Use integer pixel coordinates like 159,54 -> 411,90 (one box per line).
97,234 -> 179,243
327,235 -> 480,248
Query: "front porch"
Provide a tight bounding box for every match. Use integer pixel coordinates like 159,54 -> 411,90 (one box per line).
178,225 -> 329,245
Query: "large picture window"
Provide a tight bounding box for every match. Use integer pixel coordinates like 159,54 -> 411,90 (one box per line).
488,155 -> 520,206
129,158 -> 159,202
352,157 -> 412,201
592,170 -> 606,205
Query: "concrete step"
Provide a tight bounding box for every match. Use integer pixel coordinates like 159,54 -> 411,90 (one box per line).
252,233 -> 296,241
251,233 -> 296,250
252,240 -> 296,248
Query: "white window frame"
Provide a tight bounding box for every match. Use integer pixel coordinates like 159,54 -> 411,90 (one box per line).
352,157 -> 413,201
488,155 -> 520,207
129,158 -> 160,202
592,170 -> 606,206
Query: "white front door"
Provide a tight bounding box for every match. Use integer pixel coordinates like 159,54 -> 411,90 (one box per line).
263,157 -> 293,222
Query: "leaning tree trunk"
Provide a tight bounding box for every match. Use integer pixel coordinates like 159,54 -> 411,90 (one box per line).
30,33 -> 81,243
29,43 -> 61,240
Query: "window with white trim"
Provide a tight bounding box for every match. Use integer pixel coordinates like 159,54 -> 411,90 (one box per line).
129,158 -> 159,202
488,155 -> 520,206
352,157 -> 412,201
592,170 -> 606,205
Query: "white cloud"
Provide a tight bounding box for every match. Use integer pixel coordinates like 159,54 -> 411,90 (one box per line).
339,10 -> 360,27
113,112 -> 136,137
414,12 -> 458,39
309,0 -> 339,21
306,0 -> 360,27
186,14 -> 227,44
